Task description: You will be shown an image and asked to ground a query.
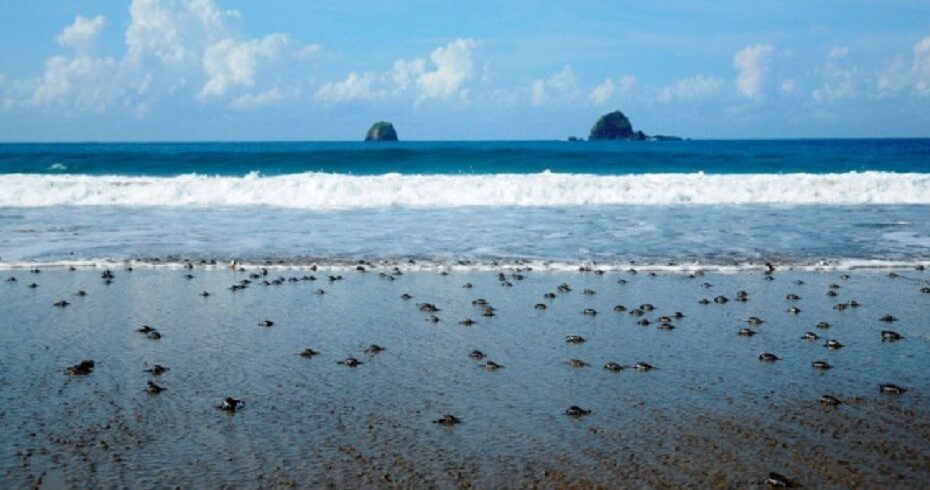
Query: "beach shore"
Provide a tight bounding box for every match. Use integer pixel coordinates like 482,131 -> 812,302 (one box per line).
2,266 -> 928,488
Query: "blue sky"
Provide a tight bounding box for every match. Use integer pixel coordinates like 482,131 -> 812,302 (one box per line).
0,0 -> 929,140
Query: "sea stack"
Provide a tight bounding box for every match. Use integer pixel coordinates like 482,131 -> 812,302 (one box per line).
588,111 -> 646,141
364,121 -> 398,141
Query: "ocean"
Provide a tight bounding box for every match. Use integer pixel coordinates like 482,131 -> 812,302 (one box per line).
1,139 -> 928,269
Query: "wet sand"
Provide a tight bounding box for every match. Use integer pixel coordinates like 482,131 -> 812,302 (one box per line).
1,266 -> 928,489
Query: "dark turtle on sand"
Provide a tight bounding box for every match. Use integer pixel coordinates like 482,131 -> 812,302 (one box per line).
736,290 -> 749,301
848,300 -> 860,308
425,315 -> 440,323
53,300 -> 70,308
543,292 -> 557,299
633,362 -> 653,372
5,277 -> 15,282
629,309 -> 645,317
468,350 -> 486,360
258,320 -> 274,327
219,397 -> 243,412
364,344 -> 385,355
184,274 -> 195,280
816,321 -> 830,330
66,360 -> 95,376
713,295 -> 729,304
337,357 -> 363,367
921,287 -> 930,294
137,325 -> 155,334
603,362 -> 623,372
147,331 -> 162,340
879,383 -> 907,395
299,348 -> 319,358
824,339 -> 844,350
657,316 -> 673,324
826,290 -> 838,297
564,405 -> 591,417
640,303 -> 655,311
200,290 -> 210,297
400,293 -> 413,300
673,312 -> 685,319
418,303 -> 440,313
28,283 -> 38,288
698,298 -> 710,305
758,353 -> 780,362
75,290 -> 86,297
656,323 -> 675,331
145,381 -> 166,395
481,307 -> 495,317
834,303 -> 848,311
787,306 -> 801,314
557,283 -> 572,293
314,288 -> 326,295
472,298 -> 489,306
747,316 -> 765,325
145,364 -> 170,375
534,303 -> 547,310
794,279 -> 805,285
812,360 -> 832,370
879,314 -> 897,322
433,414 -> 461,426
565,335 -> 586,344
738,328 -> 757,337
568,359 -> 590,368
459,318 -> 476,326
636,319 -> 651,326
617,279 -> 628,285
582,308 -> 597,316
819,394 -> 841,406
828,283 -> 840,289
462,282 -> 472,289
613,305 -> 627,312
881,330 -> 902,341
482,361 -> 503,371
583,288 -> 596,295
802,332 -> 820,341
764,472 -> 793,488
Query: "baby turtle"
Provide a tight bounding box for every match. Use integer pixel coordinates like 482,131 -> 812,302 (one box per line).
824,339 -> 844,350
137,325 -> 156,334
786,293 -> 800,301
482,361 -> 503,371
656,323 -> 675,331
698,298 -> 710,305
200,290 -> 210,297
425,315 -> 440,323
258,320 -> 274,327
713,295 -> 729,304
879,314 -> 898,322
364,344 -> 385,355
400,293 -> 412,300
629,308 -> 645,317
146,331 -> 162,340
53,300 -> 70,308
582,308 -> 597,316
459,318 -> 476,326
468,350 -> 486,360
603,362 -> 623,372
640,303 -> 655,311
819,394 -> 841,407
433,414 -> 461,426
219,397 -> 243,412
568,359 -> 590,368
811,360 -> 832,370
826,290 -> 838,297
747,316 -> 765,325
816,321 -> 830,329
758,353 -> 780,362
764,472 -> 793,488
66,360 -> 95,376
337,357 -> 363,367
583,288 -> 596,295
613,305 -> 627,312
145,381 -> 166,395
879,383 -> 907,395
633,362 -> 653,372
565,335 -> 586,344
881,330 -> 902,341
299,348 -> 319,358
543,292 -> 557,299
738,328 -> 757,337
787,307 -> 801,314
557,283 -> 572,293
28,282 -> 39,288
534,303 -> 547,310
462,282 -> 472,289
564,405 -> 591,417
801,332 -> 820,341
145,364 -> 170,375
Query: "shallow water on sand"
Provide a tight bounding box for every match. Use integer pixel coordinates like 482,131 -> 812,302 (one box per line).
1,268 -> 929,488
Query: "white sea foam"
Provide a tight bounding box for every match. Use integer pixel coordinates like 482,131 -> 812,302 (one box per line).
1,171 -> 929,208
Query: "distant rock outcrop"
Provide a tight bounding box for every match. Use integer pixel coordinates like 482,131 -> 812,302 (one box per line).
364,121 -> 398,142
588,110 -> 681,141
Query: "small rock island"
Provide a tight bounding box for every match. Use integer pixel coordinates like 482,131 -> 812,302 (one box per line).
364,121 -> 398,142
587,110 -> 681,141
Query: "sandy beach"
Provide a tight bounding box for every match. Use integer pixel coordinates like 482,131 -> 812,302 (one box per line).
2,266 -> 928,489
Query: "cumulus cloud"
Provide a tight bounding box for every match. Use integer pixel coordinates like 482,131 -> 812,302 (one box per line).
733,44 -> 773,99
812,47 -> 857,102
3,0 -> 319,114
880,36 -> 930,96
56,15 -> 106,52
314,72 -> 383,103
588,75 -> 635,105
392,38 -> 477,103
530,65 -> 579,106
658,75 -> 723,102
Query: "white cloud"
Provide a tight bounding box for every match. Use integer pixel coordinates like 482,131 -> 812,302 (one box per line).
733,44 -> 773,99
199,34 -> 317,99
391,38 -> 476,103
812,48 -> 857,102
913,36 -> 930,94
829,46 -> 850,59
231,86 -> 300,110
314,72 -> 383,103
530,65 -> 579,106
780,79 -> 797,94
658,75 -> 723,102
56,15 -> 106,52
588,75 -> 636,106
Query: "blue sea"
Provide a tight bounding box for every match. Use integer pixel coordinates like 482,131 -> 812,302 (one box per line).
1,139 -> 929,269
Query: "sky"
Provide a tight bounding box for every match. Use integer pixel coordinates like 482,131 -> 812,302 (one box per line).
0,0 -> 929,141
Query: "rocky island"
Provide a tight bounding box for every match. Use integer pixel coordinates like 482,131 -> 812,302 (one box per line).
587,110 -> 681,141
364,121 -> 399,141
